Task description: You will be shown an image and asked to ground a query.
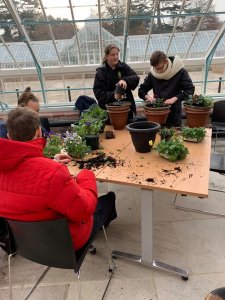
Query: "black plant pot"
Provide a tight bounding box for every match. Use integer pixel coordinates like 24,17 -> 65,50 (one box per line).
127,121 -> 161,153
84,135 -> 99,150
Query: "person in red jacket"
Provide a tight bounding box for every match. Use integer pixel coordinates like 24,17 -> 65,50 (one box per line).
0,107 -> 117,250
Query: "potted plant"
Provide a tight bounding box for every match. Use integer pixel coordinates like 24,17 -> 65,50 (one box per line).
143,98 -> 171,125
184,94 -> 213,128
155,136 -> 189,162
181,127 -> 206,142
127,121 -> 161,153
106,101 -> 131,130
43,133 -> 63,158
63,131 -> 91,158
159,127 -> 175,141
82,104 -> 108,133
72,119 -> 102,150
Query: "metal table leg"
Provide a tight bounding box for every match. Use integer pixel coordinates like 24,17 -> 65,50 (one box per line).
112,189 -> 189,280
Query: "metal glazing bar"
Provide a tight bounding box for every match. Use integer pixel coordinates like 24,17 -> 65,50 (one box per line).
202,22 -> 225,93
3,0 -> 46,103
38,0 -> 63,66
143,0 -> 159,61
183,0 -> 214,59
166,0 -> 186,54
0,35 -> 20,69
68,0 -> 83,65
123,0 -> 131,62
97,0 -> 103,64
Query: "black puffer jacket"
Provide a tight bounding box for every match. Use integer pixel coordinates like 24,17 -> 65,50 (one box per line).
138,57 -> 194,126
93,61 -> 140,114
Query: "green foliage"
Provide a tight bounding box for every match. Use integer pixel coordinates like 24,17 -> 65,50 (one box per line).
155,136 -> 189,162
146,98 -> 168,108
181,127 -> 206,142
159,128 -> 175,140
0,0 -> 76,42
83,105 -> 107,120
63,131 -> 91,158
43,134 -> 63,158
73,119 -> 102,137
185,94 -> 213,107
72,106 -> 105,137
100,0 -> 152,35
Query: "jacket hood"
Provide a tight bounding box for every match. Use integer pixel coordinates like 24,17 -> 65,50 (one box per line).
0,138 -> 46,171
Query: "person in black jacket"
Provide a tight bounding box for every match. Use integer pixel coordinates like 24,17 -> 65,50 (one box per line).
93,44 -> 140,120
138,50 -> 194,127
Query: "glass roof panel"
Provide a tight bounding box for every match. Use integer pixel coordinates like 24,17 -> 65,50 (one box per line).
0,0 -> 223,70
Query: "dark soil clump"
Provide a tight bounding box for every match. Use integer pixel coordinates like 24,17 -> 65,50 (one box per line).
75,153 -> 123,170
146,178 -> 155,183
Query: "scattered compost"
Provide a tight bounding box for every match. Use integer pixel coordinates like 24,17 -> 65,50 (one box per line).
75,153 -> 124,170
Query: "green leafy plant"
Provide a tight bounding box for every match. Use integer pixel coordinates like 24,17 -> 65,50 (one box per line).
43,133 -> 63,158
146,98 -> 169,108
63,131 -> 91,158
181,127 -> 206,142
72,119 -> 102,138
155,136 -> 189,162
83,104 -> 107,120
185,94 -> 213,107
159,127 -> 175,141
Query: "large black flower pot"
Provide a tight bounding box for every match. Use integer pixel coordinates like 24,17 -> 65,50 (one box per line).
84,135 -> 99,150
127,121 -> 161,153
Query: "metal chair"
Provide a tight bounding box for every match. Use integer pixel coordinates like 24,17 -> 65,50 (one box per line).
211,100 -> 225,151
5,218 -> 116,300
173,153 -> 225,217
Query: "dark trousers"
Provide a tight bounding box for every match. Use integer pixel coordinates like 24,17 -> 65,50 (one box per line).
90,192 -> 117,236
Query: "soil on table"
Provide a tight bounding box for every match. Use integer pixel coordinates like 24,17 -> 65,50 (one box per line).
74,152 -> 124,170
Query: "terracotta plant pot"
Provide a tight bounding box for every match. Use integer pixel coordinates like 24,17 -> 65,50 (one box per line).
106,108 -> 130,130
106,101 -> 131,111
127,121 -> 161,153
144,104 -> 171,125
184,104 -> 211,128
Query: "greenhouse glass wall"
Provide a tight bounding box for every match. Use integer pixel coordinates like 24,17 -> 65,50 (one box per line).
0,0 -> 224,107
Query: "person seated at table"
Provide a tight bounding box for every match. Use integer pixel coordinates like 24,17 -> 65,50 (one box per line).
138,50 -> 194,127
93,43 -> 140,121
18,87 -> 50,135
0,87 -> 50,138
0,107 -> 117,251
205,288 -> 225,300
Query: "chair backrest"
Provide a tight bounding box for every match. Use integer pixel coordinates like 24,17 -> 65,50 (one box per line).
5,218 -> 78,270
211,100 -> 225,123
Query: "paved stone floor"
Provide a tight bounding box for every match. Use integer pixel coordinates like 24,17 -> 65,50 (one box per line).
0,138 -> 224,300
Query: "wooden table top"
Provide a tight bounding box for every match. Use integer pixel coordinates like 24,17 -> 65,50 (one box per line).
68,126 -> 211,198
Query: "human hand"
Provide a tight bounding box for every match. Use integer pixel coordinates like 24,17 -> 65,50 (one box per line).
118,80 -> 127,90
70,173 -> 78,179
54,153 -> 71,164
145,95 -> 156,103
164,97 -> 178,105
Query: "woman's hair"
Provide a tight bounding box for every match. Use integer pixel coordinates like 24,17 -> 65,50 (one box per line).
150,50 -> 167,67
102,44 -> 120,64
18,87 -> 39,106
6,107 -> 40,142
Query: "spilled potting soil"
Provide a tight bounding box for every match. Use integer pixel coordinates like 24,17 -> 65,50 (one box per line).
75,152 -> 124,170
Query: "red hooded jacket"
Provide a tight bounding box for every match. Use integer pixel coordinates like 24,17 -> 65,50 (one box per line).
0,137 -> 98,250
